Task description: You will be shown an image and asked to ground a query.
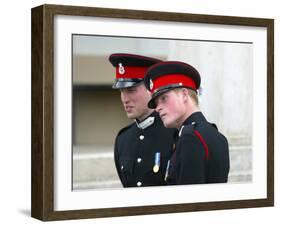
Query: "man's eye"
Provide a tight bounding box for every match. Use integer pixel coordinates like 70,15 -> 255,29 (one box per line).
161,95 -> 167,101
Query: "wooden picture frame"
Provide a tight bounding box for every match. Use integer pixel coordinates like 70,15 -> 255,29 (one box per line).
31,4 -> 274,221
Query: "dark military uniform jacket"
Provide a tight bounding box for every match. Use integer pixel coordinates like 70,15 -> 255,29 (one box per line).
166,112 -> 230,185
114,111 -> 175,187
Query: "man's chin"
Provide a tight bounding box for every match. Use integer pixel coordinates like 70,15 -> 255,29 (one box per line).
126,112 -> 136,119
163,120 -> 174,128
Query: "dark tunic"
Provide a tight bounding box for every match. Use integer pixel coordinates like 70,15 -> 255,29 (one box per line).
166,112 -> 230,185
114,111 -> 175,187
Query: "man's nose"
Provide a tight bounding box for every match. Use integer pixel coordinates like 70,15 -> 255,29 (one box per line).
121,91 -> 129,103
155,103 -> 161,113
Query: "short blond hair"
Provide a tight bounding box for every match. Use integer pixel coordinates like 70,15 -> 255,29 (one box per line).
174,88 -> 199,106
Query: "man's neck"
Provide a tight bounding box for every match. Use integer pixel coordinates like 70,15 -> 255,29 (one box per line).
137,109 -> 154,122
177,106 -> 200,129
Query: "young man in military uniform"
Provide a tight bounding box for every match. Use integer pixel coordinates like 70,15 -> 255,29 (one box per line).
144,61 -> 230,185
109,53 -> 175,187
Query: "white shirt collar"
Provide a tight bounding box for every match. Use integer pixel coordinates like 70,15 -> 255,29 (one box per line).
178,125 -> 185,137
135,116 -> 155,129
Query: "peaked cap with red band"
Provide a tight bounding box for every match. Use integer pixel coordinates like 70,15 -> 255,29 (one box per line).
109,53 -> 162,89
144,61 -> 201,109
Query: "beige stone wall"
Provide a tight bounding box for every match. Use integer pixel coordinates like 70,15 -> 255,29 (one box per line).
73,89 -> 131,146
73,55 -> 115,85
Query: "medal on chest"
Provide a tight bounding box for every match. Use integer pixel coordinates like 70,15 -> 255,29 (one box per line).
153,152 -> 160,173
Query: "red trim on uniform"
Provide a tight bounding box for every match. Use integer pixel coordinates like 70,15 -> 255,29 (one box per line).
151,74 -> 196,93
116,66 -> 147,79
193,130 -> 209,160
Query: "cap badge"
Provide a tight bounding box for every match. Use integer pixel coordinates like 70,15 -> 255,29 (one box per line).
118,63 -> 125,74
150,79 -> 154,90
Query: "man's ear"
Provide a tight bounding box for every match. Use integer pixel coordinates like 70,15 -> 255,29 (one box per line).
181,88 -> 189,102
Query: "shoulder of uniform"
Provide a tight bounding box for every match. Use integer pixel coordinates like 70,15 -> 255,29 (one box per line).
210,123 -> 218,130
116,122 -> 134,137
179,121 -> 219,141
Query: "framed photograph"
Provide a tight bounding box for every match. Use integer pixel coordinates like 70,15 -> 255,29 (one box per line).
31,4 -> 274,221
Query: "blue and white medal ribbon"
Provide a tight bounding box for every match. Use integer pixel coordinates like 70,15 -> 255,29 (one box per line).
153,152 -> 161,173
164,160 -> 170,181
